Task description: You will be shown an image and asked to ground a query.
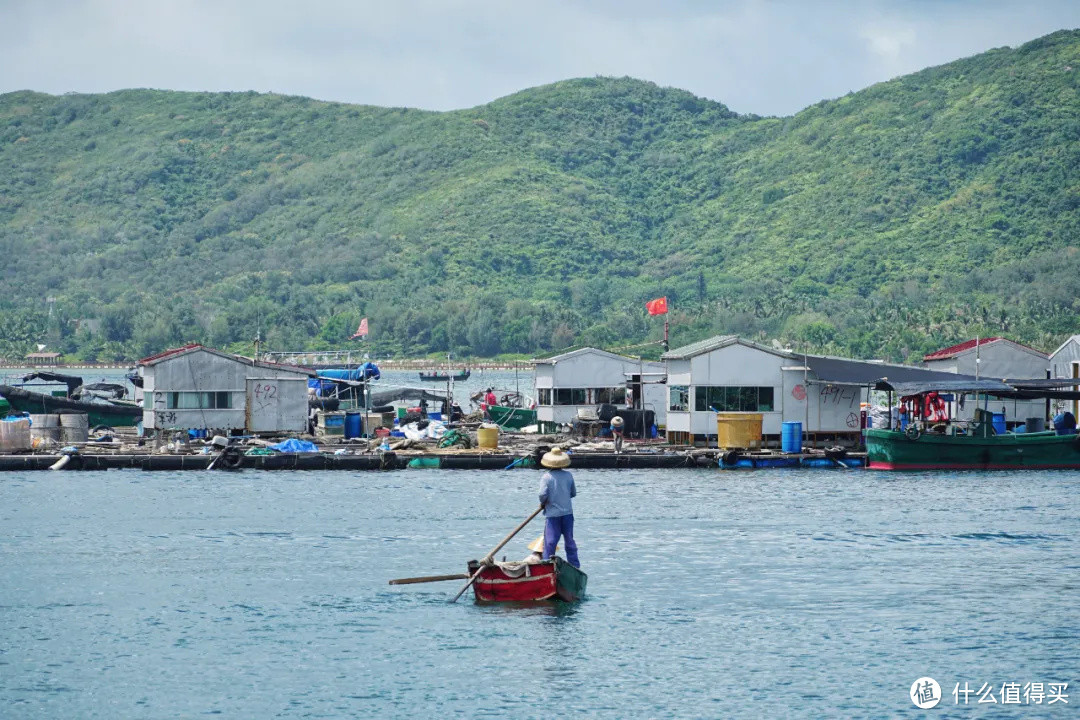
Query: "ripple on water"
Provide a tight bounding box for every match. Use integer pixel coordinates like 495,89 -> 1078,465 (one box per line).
0,467 -> 1077,718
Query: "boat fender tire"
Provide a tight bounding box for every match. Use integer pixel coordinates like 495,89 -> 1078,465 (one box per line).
221,447 -> 243,469
379,451 -> 397,470
905,425 -> 921,441
91,425 -> 115,435
370,405 -> 394,414
721,450 -> 741,466
824,447 -> 847,460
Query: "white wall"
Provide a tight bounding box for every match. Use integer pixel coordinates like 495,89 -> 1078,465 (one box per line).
947,343 -> 1048,379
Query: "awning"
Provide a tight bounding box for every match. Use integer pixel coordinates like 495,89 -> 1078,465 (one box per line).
803,355 -> 970,386
874,379 -> 1016,396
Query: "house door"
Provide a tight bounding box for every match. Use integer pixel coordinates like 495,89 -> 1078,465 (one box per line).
245,378 -> 309,433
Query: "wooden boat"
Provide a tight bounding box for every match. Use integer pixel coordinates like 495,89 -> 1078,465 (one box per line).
867,408 -> 1080,470
467,556 -> 587,602
419,369 -> 470,382
0,385 -> 142,428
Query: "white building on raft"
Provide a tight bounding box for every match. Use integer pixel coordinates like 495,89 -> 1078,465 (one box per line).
138,344 -> 315,434
660,335 -> 973,446
532,347 -> 667,431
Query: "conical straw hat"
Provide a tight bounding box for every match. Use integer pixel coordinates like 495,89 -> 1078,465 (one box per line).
527,535 -> 558,553
541,447 -> 571,468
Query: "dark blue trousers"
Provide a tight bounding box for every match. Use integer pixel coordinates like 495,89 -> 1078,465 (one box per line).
544,514 -> 579,568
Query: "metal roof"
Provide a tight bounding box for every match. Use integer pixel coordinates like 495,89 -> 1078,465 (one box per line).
661,335 -> 793,361
138,344 -> 315,375
924,337 -> 1047,361
1050,334 -> 1080,359
532,346 -> 661,366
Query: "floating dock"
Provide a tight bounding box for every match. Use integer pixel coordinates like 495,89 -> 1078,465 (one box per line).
0,449 -> 865,472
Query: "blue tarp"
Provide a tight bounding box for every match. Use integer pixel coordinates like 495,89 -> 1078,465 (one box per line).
269,438 -> 320,453
318,362 -> 381,382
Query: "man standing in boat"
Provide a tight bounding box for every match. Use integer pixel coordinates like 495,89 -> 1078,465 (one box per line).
538,447 -> 580,568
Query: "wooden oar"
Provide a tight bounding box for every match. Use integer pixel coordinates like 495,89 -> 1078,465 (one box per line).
450,504 -> 544,603
388,573 -> 469,585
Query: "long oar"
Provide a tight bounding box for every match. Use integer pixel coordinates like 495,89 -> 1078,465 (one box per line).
388,573 -> 470,585
450,504 -> 544,603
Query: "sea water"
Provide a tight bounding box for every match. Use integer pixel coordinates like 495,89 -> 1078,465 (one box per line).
1,468 -> 1077,718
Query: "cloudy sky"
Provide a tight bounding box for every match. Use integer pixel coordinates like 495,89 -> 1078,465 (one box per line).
2,0 -> 1078,116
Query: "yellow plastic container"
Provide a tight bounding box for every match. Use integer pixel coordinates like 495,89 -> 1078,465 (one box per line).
716,413 -> 763,450
477,423 -> 499,449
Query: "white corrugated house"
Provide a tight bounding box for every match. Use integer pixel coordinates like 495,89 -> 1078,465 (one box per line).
1050,335 -> 1080,418
138,344 -> 315,434
532,347 -> 667,428
661,335 -> 977,446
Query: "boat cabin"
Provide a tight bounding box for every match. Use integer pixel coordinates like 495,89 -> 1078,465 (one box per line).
923,337 -> 1049,428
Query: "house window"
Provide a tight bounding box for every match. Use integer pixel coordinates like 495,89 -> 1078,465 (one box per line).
669,385 -> 689,411
167,391 -> 232,410
538,388 -> 552,406
694,386 -> 775,412
554,388 -> 588,405
593,387 -> 627,405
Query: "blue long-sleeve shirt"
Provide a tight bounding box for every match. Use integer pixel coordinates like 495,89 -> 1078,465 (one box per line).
539,469 -> 576,518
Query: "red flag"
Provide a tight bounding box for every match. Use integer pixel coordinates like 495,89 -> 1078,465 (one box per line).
350,317 -> 369,339
645,297 -> 668,316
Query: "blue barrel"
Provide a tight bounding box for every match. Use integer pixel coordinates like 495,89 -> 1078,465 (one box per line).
344,410 -> 363,439
991,413 -> 1006,435
781,421 -> 802,453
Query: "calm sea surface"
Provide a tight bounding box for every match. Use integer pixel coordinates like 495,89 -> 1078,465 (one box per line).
1,467 -> 1077,718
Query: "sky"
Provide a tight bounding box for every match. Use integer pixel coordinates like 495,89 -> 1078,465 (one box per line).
2,0 -> 1078,117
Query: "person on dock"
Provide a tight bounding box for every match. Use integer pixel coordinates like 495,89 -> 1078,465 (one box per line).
610,415 -> 625,453
482,388 -> 497,419
538,447 -> 580,568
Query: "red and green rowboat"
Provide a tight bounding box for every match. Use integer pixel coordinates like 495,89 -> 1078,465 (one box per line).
467,556 -> 587,602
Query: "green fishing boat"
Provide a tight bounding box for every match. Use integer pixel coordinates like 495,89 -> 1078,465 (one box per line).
0,385 -> 141,428
866,424 -> 1080,470
487,404 -> 537,430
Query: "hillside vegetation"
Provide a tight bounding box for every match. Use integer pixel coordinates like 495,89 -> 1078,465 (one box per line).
1,29 -> 1078,362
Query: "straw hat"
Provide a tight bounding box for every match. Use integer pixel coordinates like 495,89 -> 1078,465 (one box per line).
540,447 -> 571,469
611,416 -> 624,428
527,535 -> 558,553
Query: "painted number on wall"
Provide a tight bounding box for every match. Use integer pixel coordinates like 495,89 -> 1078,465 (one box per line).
252,384 -> 278,400
820,385 -> 859,409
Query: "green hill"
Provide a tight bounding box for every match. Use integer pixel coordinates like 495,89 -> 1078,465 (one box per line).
1,29 -> 1078,362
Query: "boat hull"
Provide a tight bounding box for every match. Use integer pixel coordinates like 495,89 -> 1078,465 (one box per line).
866,428 -> 1080,470
0,385 -> 142,428
487,404 -> 537,430
419,370 -> 470,382
468,556 -> 587,603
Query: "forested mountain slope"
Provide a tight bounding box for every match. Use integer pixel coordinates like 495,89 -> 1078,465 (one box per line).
1,29 -> 1077,362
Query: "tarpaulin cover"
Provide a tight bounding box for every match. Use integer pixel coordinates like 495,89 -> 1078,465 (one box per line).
269,438 -> 319,453
317,362 -> 380,382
